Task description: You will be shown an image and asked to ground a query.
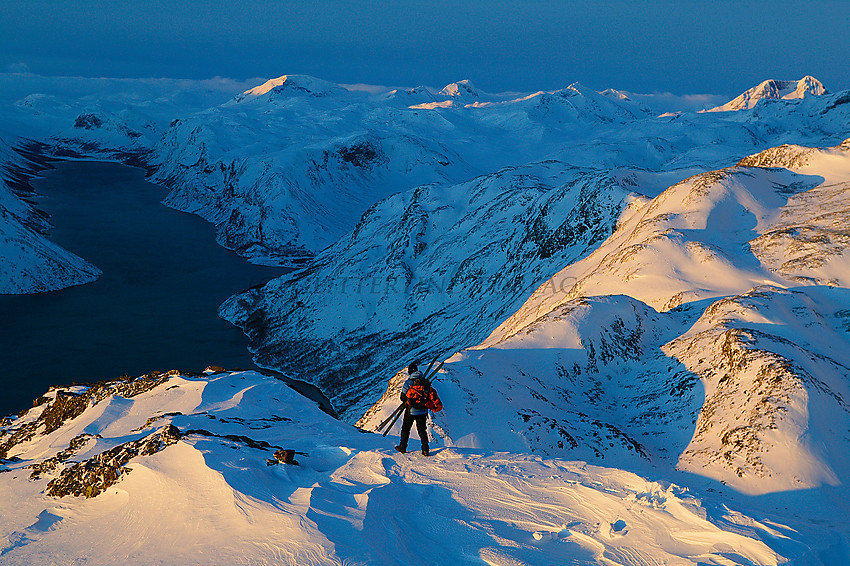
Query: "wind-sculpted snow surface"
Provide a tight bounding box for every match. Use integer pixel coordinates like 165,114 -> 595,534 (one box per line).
221,162 -> 633,416
366,140 -> 850,496
1,370 -> 841,565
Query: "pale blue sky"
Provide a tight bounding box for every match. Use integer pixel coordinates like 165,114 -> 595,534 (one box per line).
2,0 -> 847,96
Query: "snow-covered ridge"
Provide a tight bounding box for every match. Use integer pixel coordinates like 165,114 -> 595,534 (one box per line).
221,162 -> 635,415
149,73 -> 850,267
232,74 -> 350,102
1,369 -> 840,564
706,75 -> 828,112
357,138 -> 850,495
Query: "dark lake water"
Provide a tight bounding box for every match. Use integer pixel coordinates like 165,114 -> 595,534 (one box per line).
0,160 -> 288,417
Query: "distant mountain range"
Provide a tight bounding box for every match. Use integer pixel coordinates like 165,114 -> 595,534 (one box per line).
2,72 -> 850,564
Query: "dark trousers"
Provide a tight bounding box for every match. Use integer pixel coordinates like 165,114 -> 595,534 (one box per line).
399,410 -> 428,452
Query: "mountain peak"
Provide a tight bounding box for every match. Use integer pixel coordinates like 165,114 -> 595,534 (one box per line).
234,75 -> 346,102
439,80 -> 478,98
707,76 -> 827,112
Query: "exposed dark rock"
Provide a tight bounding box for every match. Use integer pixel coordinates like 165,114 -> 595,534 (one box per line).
41,391 -> 88,435
29,433 -> 101,480
46,424 -> 181,498
337,141 -> 383,169
182,428 -> 277,450
267,448 -> 299,466
1,371 -> 174,460
73,113 -> 104,129
134,411 -> 184,431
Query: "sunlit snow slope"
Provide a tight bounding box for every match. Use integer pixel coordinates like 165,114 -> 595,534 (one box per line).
361,139 -> 850,497
707,76 -> 828,112
2,370 -> 842,565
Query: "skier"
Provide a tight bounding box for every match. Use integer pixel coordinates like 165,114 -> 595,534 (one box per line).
395,362 -> 441,456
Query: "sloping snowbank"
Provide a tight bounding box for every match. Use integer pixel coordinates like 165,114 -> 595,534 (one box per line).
359,140 -> 850,493
2,369 -> 842,565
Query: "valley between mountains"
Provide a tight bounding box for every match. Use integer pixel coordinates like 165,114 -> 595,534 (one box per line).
2,73 -> 850,564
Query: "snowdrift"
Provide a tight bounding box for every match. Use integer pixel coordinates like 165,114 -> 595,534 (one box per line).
2,370 -> 842,565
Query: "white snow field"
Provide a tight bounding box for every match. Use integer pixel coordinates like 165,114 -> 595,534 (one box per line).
1,370 -> 843,565
2,73 -> 850,564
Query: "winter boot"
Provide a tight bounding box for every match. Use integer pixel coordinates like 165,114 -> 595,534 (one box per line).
395,445 -> 406,454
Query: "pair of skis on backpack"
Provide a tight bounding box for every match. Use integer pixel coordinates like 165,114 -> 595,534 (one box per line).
377,356 -> 444,437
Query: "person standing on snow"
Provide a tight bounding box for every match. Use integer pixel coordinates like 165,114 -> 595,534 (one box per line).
395,362 -> 442,456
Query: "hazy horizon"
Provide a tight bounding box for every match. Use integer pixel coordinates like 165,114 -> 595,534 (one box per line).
2,0 -> 848,98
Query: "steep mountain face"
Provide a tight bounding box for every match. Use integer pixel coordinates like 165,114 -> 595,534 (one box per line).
358,139 -> 850,493
221,162 -> 634,416
707,76 -> 828,112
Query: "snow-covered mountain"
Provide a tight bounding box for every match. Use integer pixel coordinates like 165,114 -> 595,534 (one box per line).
355,139 -> 850,496
223,121 -> 850,420
3,72 -> 850,287
0,74 -> 261,293
220,162 -> 636,414
148,74 -> 850,269
2,369 -> 843,564
707,76 -> 828,112
4,72 -> 850,563
146,76 -> 660,266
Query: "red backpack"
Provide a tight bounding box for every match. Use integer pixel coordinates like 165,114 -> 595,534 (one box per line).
426,388 -> 443,412
405,377 -> 443,412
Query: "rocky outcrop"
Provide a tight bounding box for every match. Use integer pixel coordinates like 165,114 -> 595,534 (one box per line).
0,371 -> 173,459
46,424 -> 182,498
